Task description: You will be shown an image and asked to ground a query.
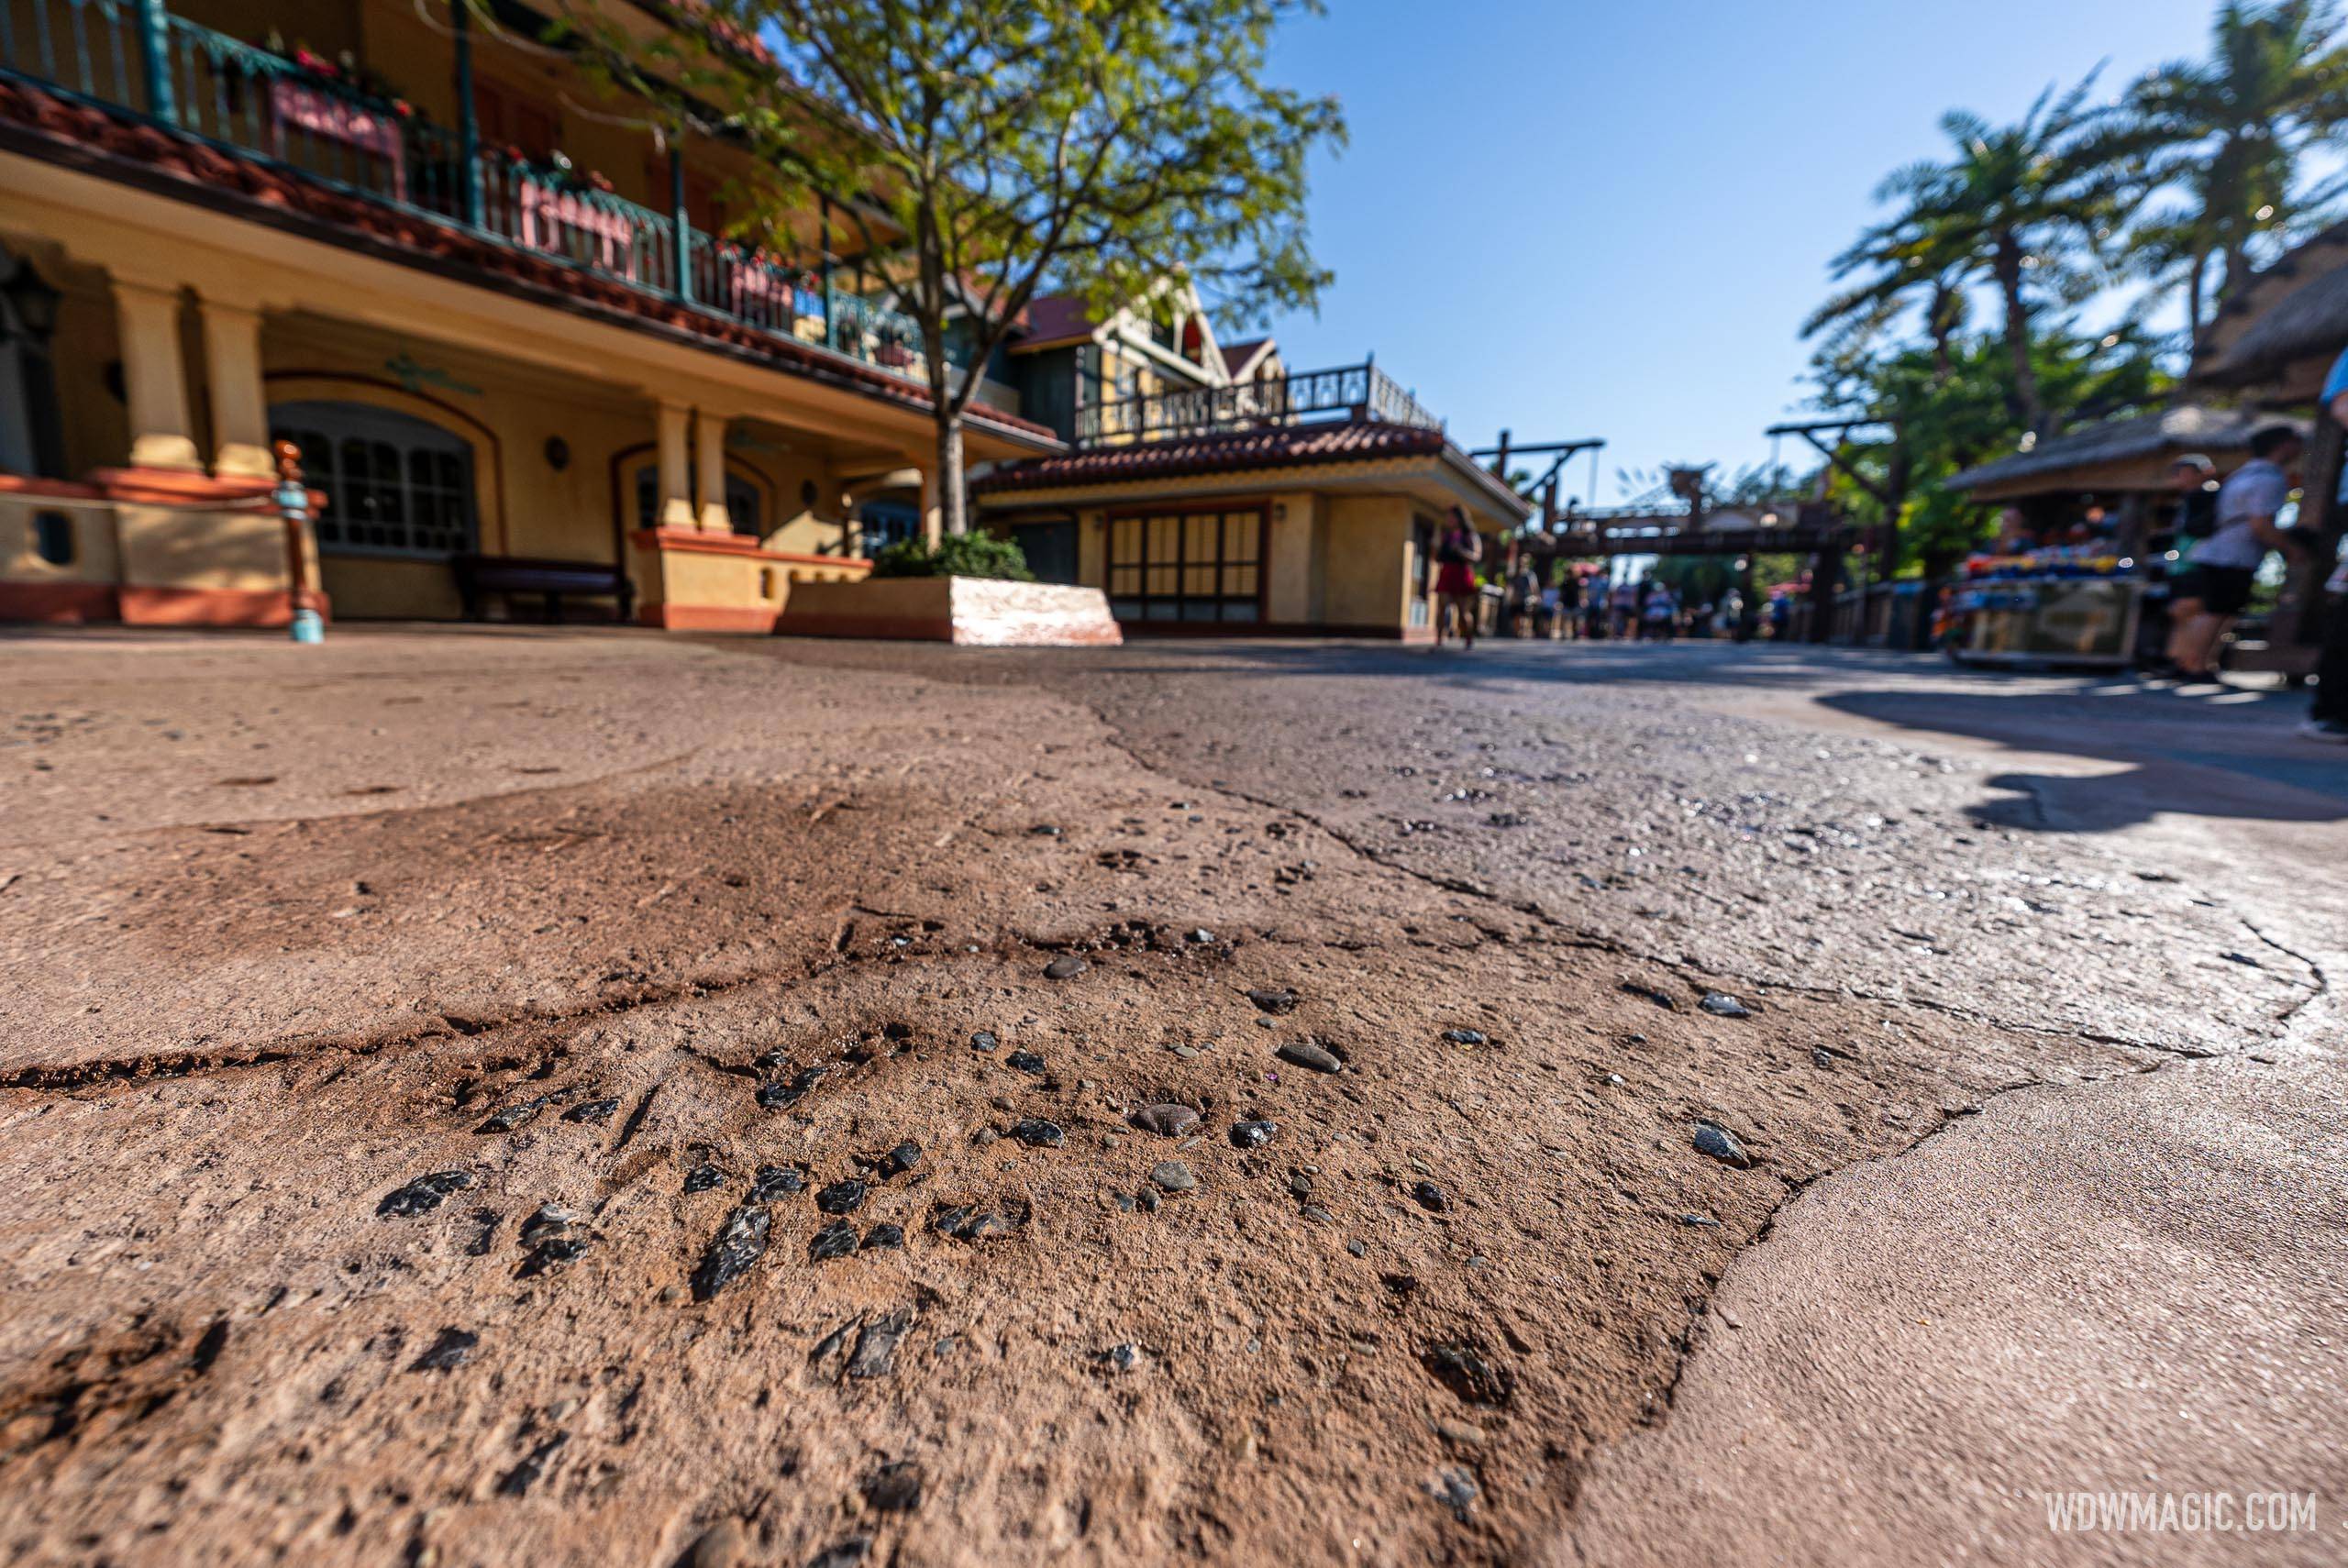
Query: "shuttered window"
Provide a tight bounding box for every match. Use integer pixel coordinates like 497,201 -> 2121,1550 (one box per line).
1106,507 -> 1262,624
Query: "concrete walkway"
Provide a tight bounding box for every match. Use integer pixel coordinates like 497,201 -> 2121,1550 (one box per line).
1548,645 -> 2348,1565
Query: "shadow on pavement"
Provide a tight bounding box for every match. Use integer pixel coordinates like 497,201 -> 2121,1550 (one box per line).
1815,688 -> 2348,831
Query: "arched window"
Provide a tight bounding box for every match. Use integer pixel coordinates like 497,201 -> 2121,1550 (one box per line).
270,401 -> 478,558
634,465 -> 761,536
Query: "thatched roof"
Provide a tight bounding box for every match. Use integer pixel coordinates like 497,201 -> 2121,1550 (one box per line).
1946,404 -> 2304,498
2200,264 -> 2348,389
2190,220 -> 2348,392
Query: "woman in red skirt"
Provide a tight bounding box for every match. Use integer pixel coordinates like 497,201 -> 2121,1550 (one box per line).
1433,505 -> 1484,648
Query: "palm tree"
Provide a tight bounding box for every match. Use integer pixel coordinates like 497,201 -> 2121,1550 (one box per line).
1861,75 -> 2128,438
1806,192 -> 1980,382
2111,1 -> 2348,349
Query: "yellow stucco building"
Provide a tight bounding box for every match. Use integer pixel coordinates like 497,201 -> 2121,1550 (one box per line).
0,0 -> 1524,640
975,363 -> 1531,638
0,0 -> 1057,630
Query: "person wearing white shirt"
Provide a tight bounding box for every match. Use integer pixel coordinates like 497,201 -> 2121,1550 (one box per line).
2165,425 -> 2308,679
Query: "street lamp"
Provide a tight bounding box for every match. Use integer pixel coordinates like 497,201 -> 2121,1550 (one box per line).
0,255 -> 61,339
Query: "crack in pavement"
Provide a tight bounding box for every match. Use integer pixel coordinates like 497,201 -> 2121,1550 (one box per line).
1081,716 -> 2228,1063
0,910 -> 1277,1099
1065,680 -> 2347,1518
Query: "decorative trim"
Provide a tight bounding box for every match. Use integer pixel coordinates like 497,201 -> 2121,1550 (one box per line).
637,602 -> 778,633
1115,618 -> 1420,640
86,467 -> 277,504
117,585 -> 331,626
767,549 -> 871,571
773,611 -> 957,642
625,526 -> 864,569
629,525 -> 770,558
0,475 -> 105,500
0,580 -> 119,623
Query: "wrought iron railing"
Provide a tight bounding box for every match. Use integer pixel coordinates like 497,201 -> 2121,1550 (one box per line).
1073,359 -> 1443,447
0,0 -> 950,379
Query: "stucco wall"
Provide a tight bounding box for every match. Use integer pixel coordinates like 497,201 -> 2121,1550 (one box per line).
1,494 -> 119,588
1263,490 -> 1321,625
1323,494 -> 1414,629
260,326 -> 849,620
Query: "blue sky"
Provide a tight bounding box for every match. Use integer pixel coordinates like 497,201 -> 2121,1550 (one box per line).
1257,0 -> 2221,502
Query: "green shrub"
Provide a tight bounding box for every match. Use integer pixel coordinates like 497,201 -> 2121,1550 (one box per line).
869,532 -> 1035,581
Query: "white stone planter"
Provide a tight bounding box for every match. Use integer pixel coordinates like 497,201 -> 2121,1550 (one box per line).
774,575 -> 1123,646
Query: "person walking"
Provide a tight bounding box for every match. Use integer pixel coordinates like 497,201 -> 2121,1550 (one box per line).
1643,582 -> 1679,641
1607,576 -> 1637,639
1508,558 -> 1541,637
2141,454 -> 2218,668
2165,425 -> 2308,680
1432,506 -> 1484,650
1556,567 -> 1583,640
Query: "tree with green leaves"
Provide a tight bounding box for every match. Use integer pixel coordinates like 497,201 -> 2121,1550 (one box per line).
2106,0 -> 2348,352
1806,324 -> 2171,579
1850,76 -> 2127,438
1806,213 -> 1974,382
563,0 -> 1344,537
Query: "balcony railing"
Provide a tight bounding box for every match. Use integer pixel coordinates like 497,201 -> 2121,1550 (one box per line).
0,0 -> 953,381
1074,360 -> 1442,447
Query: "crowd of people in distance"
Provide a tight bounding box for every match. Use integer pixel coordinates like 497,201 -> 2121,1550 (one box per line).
1429,506 -> 1747,647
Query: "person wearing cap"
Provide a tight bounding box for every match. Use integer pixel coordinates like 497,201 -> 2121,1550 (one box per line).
2165,425 -> 2309,680
2167,452 -> 2219,551
2300,351 -> 2348,741
2142,453 -> 2218,669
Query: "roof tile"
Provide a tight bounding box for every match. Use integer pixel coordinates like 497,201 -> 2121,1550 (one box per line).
974,420 -> 1450,493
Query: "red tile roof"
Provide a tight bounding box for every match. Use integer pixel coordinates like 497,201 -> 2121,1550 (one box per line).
626,0 -> 779,66
0,79 -> 1058,448
972,420 -> 1529,508
1014,294 -> 1102,348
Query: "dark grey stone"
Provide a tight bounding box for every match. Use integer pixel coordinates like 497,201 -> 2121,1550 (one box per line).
1277,1043 -> 1343,1074
690,1205 -> 770,1300
1693,1121 -> 1752,1167
376,1170 -> 474,1219
1134,1103 -> 1201,1137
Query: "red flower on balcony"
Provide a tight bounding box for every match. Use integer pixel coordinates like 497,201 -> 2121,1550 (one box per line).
292,49 -> 338,79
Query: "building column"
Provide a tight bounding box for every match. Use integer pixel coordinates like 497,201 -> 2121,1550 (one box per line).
693,409 -> 729,532
198,298 -> 272,480
114,278 -> 202,471
655,401 -> 694,528
919,462 -> 942,551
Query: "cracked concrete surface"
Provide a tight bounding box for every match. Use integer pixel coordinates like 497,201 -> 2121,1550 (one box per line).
2,630 -> 2341,1566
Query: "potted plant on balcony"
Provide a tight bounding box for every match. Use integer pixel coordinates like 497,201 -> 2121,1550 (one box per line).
874,319 -> 914,368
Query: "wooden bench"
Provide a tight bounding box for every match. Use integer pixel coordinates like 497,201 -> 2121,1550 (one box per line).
454,554 -> 634,624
